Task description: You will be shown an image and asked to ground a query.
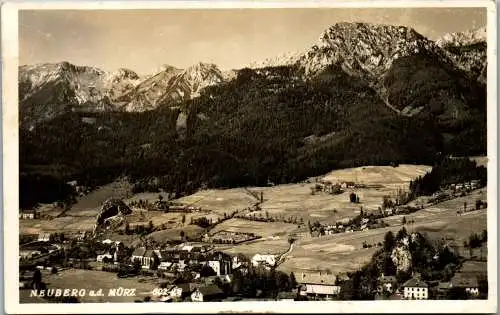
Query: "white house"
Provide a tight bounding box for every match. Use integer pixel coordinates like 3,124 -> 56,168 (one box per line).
297,272 -> 341,300
191,285 -> 225,302
38,232 -> 52,242
378,275 -> 397,293
96,253 -> 113,262
206,252 -> 232,276
450,273 -> 480,297
19,210 -> 37,220
402,277 -> 429,300
131,248 -> 158,269
158,261 -> 173,271
102,239 -> 113,245
251,254 -> 276,268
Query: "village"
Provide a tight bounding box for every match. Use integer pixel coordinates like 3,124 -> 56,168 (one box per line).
19,163 -> 488,303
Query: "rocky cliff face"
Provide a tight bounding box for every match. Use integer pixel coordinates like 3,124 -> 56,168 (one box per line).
19,62 -> 141,128
436,27 -> 487,83
391,236 -> 413,273
93,198 -> 132,235
19,61 -> 235,126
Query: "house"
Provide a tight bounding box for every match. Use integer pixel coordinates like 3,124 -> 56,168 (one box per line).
339,181 -> 356,189
435,281 -> 453,299
470,180 -> 480,189
191,285 -> 225,302
158,261 -> 173,271
96,253 -> 113,262
205,252 -> 232,276
37,232 -> 52,242
402,277 -> 429,299
131,247 -> 158,269
297,272 -> 341,300
378,275 -> 398,294
232,254 -> 248,270
19,209 -> 37,220
102,239 -> 114,245
203,275 -> 233,285
450,273 -> 480,296
251,254 -> 276,269
76,231 -> 89,241
131,247 -> 146,263
179,243 -> 209,253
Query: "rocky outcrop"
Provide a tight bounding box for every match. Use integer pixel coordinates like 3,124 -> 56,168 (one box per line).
391,242 -> 413,273
93,198 -> 132,235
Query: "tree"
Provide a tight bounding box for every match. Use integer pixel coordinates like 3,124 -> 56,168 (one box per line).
384,231 -> 395,251
396,227 -> 408,240
402,216 -> 407,225
349,193 -> 357,203
382,196 -> 394,210
158,194 -> 163,202
182,214 -> 186,224
125,222 -> 131,235
148,220 -> 154,232
289,272 -> 297,288
32,269 -> 42,290
475,199 -> 482,210
481,229 -> 487,242
180,230 -> 185,241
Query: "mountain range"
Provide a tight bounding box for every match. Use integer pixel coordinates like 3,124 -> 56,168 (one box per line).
19,22 -> 488,208
19,23 -> 486,127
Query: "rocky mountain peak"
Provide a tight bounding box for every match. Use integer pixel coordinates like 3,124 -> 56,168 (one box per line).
436,26 -> 487,48
110,68 -> 140,81
299,22 -> 442,78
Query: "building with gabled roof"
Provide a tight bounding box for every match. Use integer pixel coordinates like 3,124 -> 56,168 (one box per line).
297,272 -> 340,300
402,277 -> 429,299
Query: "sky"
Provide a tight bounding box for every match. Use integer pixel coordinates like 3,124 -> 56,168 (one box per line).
19,8 -> 486,74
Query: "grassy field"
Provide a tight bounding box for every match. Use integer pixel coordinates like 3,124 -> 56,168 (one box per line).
277,188 -> 487,275
146,224 -> 206,244
67,180 -> 133,216
218,238 -> 291,257
242,164 -> 432,224
210,218 -> 298,238
175,188 -> 258,215
20,269 -> 160,303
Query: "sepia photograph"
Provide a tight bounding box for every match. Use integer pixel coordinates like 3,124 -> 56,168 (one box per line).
2,0 -> 497,313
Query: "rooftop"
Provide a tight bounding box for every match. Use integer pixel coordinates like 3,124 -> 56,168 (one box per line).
451,273 -> 480,288
131,247 -> 146,257
297,272 -> 337,286
196,284 -> 224,296
403,278 -> 428,288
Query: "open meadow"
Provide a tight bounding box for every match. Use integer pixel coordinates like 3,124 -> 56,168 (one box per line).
210,218 -> 298,238
277,187 -> 487,275
244,164 -> 432,224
